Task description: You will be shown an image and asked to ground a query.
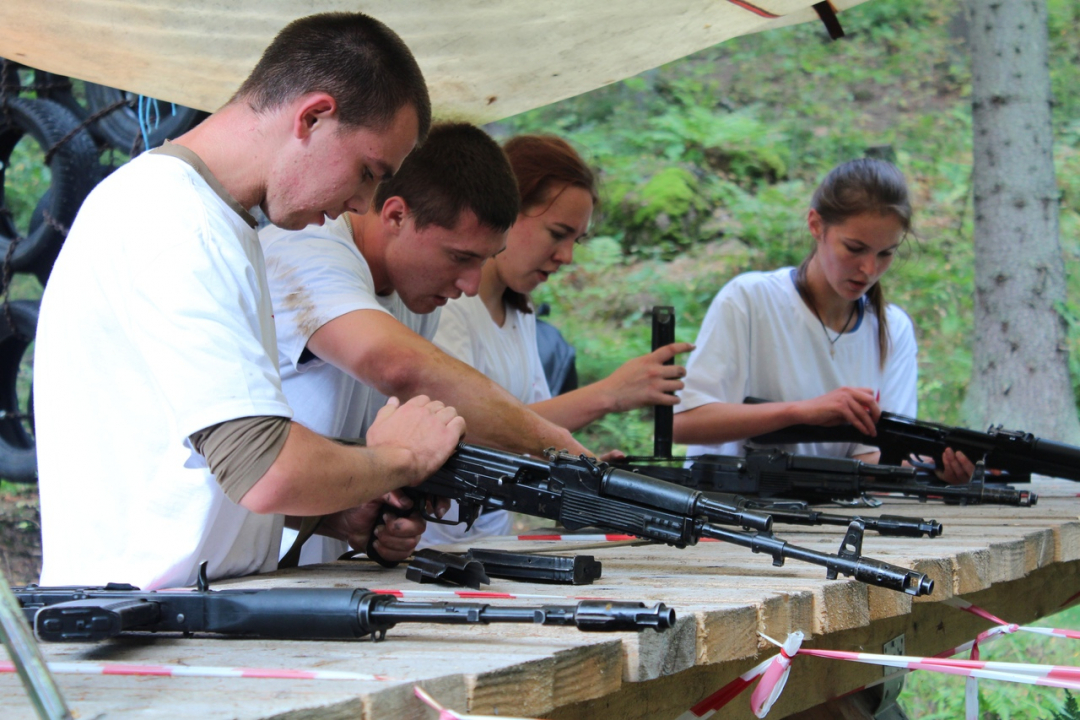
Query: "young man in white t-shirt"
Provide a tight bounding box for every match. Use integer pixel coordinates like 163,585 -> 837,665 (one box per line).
33,13 -> 464,590
263,123 -> 591,560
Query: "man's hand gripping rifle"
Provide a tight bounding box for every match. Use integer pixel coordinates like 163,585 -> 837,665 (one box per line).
390,444 -> 934,597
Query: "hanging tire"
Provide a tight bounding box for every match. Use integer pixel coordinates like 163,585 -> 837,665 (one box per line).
0,96 -> 99,273
27,188 -> 57,285
32,72 -> 85,121
83,83 -> 207,153
0,300 -> 38,483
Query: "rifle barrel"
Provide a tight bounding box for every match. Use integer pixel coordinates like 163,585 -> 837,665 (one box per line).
697,524 -> 934,596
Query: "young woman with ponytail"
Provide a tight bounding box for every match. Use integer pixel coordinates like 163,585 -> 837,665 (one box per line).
672,157 -> 973,483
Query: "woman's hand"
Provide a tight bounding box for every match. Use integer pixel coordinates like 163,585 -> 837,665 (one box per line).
794,387 -> 880,436
600,342 -> 695,413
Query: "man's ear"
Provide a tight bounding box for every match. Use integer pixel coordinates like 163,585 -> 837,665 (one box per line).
380,196 -> 409,235
292,92 -> 337,140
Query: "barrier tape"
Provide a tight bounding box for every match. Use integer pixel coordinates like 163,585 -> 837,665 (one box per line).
515,534 -> 718,542
414,685 -> 541,719
0,660 -> 389,681
372,588 -> 606,601
677,597 -> 1080,718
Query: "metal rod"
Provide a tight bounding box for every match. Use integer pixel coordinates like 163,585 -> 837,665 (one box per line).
0,568 -> 72,719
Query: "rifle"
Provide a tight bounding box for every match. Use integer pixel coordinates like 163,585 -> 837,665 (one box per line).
387,444 -> 934,596
621,450 -> 1035,512
615,458 -> 942,537
745,396 -> 1080,482
12,565 -> 674,644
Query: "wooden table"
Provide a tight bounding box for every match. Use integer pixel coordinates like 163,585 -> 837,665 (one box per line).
4,480 -> 1078,719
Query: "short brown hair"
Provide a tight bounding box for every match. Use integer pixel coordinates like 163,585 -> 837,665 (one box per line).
232,12 -> 431,140
373,122 -> 519,232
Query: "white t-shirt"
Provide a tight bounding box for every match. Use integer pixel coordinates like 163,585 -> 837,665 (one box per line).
35,153 -> 292,590
261,215 -> 441,563
425,295 -> 553,546
676,267 -> 918,459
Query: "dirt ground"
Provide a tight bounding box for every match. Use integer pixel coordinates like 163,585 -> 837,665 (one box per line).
0,485 -> 41,586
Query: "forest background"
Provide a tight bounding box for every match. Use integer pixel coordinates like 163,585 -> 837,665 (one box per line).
4,0 -> 1080,715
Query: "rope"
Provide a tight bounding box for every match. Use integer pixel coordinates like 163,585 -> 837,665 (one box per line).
43,97 -> 126,165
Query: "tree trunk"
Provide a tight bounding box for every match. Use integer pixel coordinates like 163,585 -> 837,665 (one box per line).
963,0 -> 1080,443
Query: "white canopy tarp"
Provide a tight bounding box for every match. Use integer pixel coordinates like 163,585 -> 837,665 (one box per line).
0,0 -> 866,123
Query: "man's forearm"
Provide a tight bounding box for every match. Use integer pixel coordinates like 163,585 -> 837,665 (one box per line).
357,337 -> 586,455
308,311 -> 587,456
241,422 -> 418,515
406,360 -> 585,455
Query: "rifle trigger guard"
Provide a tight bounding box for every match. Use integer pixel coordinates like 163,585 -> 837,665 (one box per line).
417,493 -> 461,526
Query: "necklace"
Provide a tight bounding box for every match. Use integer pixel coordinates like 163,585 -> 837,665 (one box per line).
813,301 -> 859,358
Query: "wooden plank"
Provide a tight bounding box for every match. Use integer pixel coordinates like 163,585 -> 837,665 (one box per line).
545,558 -> 1080,720
4,491 -> 1078,719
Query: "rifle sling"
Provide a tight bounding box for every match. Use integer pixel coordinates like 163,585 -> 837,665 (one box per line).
278,516 -> 324,569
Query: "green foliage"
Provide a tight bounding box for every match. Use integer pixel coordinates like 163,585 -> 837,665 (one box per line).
6,136 -> 51,239
507,0 -> 1080,453
1050,691 -> 1080,720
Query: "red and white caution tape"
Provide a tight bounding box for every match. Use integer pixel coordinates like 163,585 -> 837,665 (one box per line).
941,596 -> 1080,719
372,588 -> 604,601
674,632 -> 805,719
0,660 -> 389,681
676,596 -> 1080,718
516,533 -> 638,542
413,686 -> 543,719
749,632 -> 804,716
515,533 -> 718,542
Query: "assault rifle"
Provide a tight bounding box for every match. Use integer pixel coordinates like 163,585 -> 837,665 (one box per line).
621,449 -> 1035,511
745,396 -> 1080,482
12,566 -> 674,643
615,458 -> 942,536
384,444 -> 934,596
